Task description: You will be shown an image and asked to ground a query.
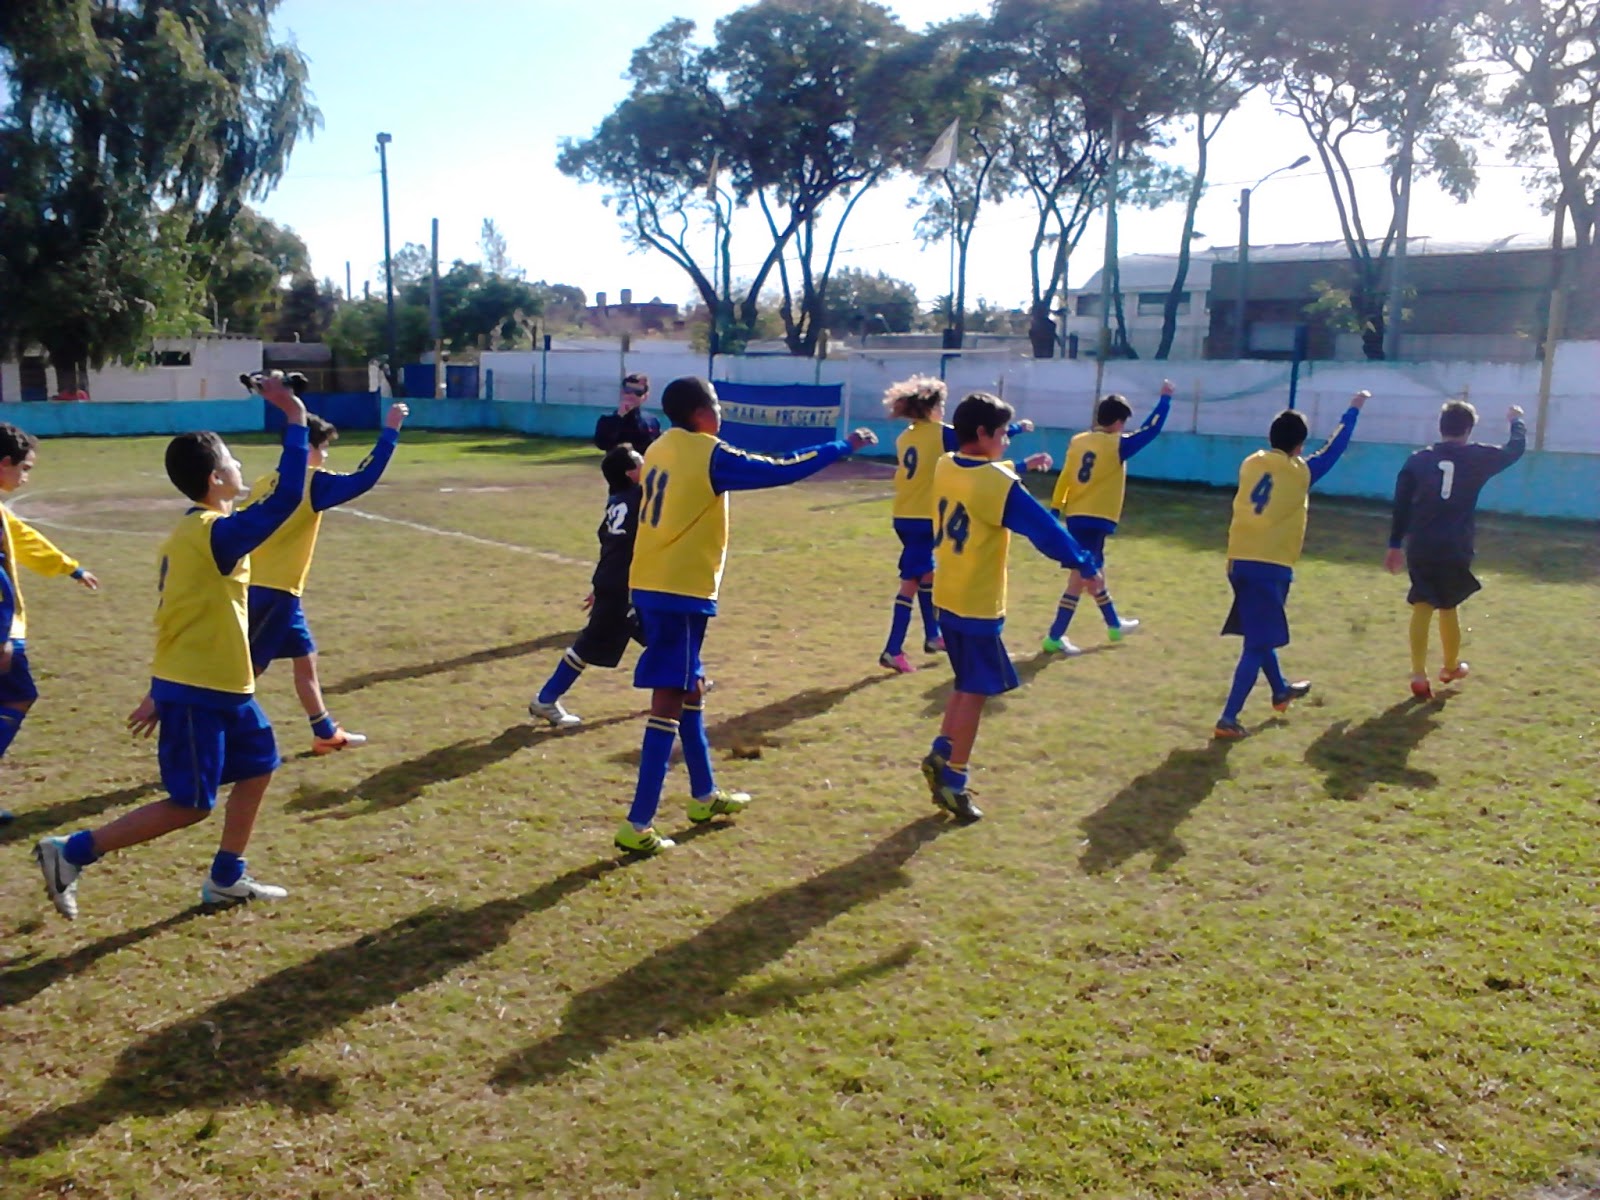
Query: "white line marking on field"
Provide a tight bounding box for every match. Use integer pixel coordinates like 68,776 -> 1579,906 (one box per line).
333,506 -> 588,567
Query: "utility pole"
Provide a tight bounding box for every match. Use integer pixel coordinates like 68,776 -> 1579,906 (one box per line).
1234,186 -> 1251,360
376,132 -> 397,394
430,217 -> 444,399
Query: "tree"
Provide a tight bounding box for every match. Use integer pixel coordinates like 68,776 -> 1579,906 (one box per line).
480,218 -> 515,277
205,207 -> 312,335
1263,0 -> 1484,359
387,242 -> 432,290
822,268 -> 919,336
272,275 -> 336,343
0,1 -> 319,391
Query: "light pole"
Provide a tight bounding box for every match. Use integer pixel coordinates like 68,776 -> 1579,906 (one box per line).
376,132 -> 397,393
1234,154 -> 1310,360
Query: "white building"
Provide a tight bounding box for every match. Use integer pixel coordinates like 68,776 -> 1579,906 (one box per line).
0,335 -> 263,404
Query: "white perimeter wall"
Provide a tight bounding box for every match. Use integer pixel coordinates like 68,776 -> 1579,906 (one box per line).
0,338 -> 262,404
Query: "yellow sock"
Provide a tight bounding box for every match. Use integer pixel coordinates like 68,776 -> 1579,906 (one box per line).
1409,603 -> 1434,676
1439,607 -> 1461,670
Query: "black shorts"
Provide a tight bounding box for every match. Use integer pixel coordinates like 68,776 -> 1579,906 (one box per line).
571,588 -> 644,669
1407,558 -> 1480,610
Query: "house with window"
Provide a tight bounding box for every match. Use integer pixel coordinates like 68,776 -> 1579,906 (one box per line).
0,335 -> 264,403
1067,253 -> 1215,360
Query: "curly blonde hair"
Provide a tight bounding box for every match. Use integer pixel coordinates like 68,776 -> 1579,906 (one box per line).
882,374 -> 947,421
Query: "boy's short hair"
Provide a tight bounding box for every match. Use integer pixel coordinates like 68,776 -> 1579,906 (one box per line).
0,422 -> 38,465
883,375 -> 947,421
602,443 -> 643,491
622,372 -> 650,396
166,432 -> 230,502
952,392 -> 1015,445
304,414 -> 337,449
1439,400 -> 1477,438
1269,410 -> 1309,453
1096,395 -> 1132,427
660,376 -> 718,428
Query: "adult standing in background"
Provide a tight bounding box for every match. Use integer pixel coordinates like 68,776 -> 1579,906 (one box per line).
594,373 -> 661,452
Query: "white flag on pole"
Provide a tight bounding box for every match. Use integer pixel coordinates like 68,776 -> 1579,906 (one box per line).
921,118 -> 960,173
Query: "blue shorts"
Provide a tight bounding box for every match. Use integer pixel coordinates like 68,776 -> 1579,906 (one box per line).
893,518 -> 935,581
941,617 -> 1020,696
633,609 -> 710,692
248,587 -> 316,670
157,697 -> 281,810
1222,567 -> 1293,650
1063,518 -> 1111,576
0,642 -> 39,705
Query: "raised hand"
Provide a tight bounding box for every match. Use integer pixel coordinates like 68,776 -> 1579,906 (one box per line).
1507,405 -> 1525,423
1015,418 -> 1035,433
1351,389 -> 1372,410
847,428 -> 878,450
1161,379 -> 1176,397
257,374 -> 307,424
385,402 -> 410,430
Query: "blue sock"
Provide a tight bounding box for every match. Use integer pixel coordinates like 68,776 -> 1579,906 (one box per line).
884,595 -> 914,657
308,710 -> 337,740
680,701 -> 716,799
627,717 -> 678,828
931,734 -> 953,761
64,829 -> 100,867
210,850 -> 244,887
1260,649 -> 1288,696
1048,593 -> 1080,640
940,761 -> 969,792
917,582 -> 939,642
538,651 -> 586,704
1222,648 -> 1264,723
1094,589 -> 1121,629
0,707 -> 23,758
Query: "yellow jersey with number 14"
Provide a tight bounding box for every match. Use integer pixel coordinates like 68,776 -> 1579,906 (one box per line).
931,454 -> 1017,621
152,509 -> 255,694
1052,429 -> 1126,520
1227,449 -> 1311,568
891,419 -> 951,520
629,428 -> 729,602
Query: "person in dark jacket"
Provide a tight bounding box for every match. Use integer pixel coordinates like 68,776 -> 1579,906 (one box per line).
593,373 -> 661,452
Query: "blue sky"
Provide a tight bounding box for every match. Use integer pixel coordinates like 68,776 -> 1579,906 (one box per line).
258,1 -> 1554,312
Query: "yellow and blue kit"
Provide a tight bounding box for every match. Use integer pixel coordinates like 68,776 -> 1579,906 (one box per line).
151,426 -> 308,807
932,453 -> 1094,695
240,426 -> 400,667
1049,391 -> 1171,568
0,504 -> 86,711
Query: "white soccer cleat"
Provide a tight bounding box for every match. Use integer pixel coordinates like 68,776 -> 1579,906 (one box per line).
1109,617 -> 1141,642
202,874 -> 289,906
528,698 -> 582,728
35,836 -> 82,920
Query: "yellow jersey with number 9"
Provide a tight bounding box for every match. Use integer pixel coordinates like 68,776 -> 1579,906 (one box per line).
891,419 -> 951,519
1227,449 -> 1311,567
152,509 -> 255,694
1052,429 -> 1126,520
629,428 -> 729,601
931,454 -> 1017,620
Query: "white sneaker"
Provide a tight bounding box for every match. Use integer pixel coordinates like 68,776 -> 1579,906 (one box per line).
35,836 -> 81,920
528,698 -> 581,728
1109,617 -> 1141,642
202,874 -> 289,905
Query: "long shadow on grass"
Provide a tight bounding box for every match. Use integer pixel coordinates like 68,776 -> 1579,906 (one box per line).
323,630 -> 582,697
490,816 -> 945,1090
918,647 -> 1112,718
0,781 -> 165,847
1303,695 -> 1456,802
290,715 -> 641,819
0,858 -> 627,1159
1,907 -> 211,1009
1078,741 -> 1239,874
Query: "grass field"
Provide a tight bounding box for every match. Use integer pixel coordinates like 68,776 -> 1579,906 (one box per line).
1,429 -> 1597,1200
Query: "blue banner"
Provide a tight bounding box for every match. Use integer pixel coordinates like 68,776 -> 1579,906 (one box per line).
714,381 -> 842,456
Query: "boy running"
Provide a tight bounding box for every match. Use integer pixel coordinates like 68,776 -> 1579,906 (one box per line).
1384,401 -> 1526,699
1043,382 -> 1173,653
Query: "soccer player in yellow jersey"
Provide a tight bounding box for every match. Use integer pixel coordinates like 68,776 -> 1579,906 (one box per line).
923,393 -> 1099,822
618,376 -> 878,856
1214,391 -> 1368,739
0,423 -> 101,826
34,377 -> 310,919
879,375 -> 1032,673
1043,381 -> 1173,654
241,400 -> 408,754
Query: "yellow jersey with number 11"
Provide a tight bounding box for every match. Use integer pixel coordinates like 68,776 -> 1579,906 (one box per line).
1227,449 -> 1311,568
931,454 -> 1017,621
629,428 -> 729,602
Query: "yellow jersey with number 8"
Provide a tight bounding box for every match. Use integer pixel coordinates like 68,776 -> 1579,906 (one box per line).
629,428 -> 729,601
1052,429 -> 1126,520
1227,449 -> 1311,567
931,455 -> 1017,620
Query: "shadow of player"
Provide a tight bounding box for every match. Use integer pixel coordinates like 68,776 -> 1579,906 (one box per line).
323,629 -> 582,697
0,781 -> 165,847
1,907 -> 214,1010
489,815 -> 948,1090
1304,694 -> 1456,802
1078,740 -> 1239,874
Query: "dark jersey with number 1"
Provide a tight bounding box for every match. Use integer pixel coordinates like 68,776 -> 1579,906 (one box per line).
1388,420 -> 1526,563
592,483 -> 642,594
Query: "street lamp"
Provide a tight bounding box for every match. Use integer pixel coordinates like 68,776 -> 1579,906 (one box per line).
376,132 -> 397,393
1234,154 -> 1310,359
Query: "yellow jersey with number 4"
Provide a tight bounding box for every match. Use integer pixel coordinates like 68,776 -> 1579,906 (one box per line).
1052,429 -> 1126,521
629,428 -> 729,601
931,454 -> 1017,620
1227,450 -> 1311,567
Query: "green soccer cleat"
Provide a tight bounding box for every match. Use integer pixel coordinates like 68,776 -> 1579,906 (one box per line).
614,823 -> 675,856
1107,617 -> 1141,643
1041,636 -> 1082,656
687,788 -> 751,823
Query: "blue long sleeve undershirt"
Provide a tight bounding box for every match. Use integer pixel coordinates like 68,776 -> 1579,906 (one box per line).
309,427 -> 400,511
1305,406 -> 1361,486
938,423 -> 1026,454
709,439 -> 852,493
1002,481 -> 1095,573
210,425 -> 309,575
1119,393 -> 1172,460
0,566 -> 14,644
